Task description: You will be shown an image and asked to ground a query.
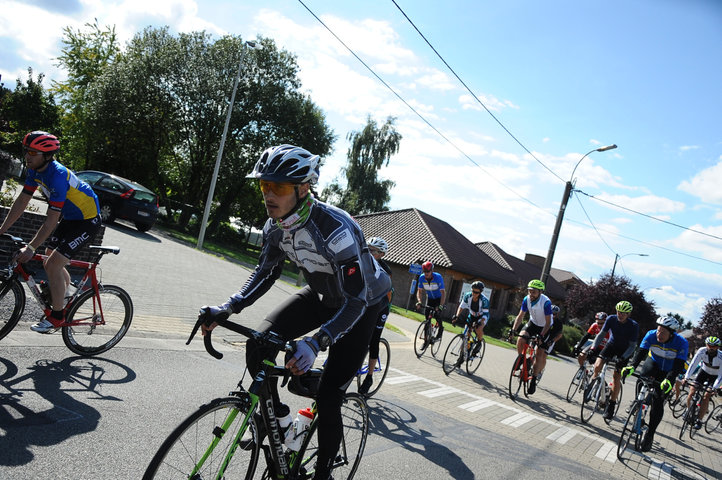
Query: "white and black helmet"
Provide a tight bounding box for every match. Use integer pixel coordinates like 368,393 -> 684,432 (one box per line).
656,316 -> 680,332
248,144 -> 320,184
367,237 -> 388,254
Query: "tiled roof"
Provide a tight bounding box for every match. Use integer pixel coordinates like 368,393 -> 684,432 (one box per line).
354,209 -> 517,285
477,241 -> 567,300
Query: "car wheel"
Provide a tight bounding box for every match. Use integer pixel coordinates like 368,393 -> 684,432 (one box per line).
100,204 -> 116,223
135,222 -> 153,232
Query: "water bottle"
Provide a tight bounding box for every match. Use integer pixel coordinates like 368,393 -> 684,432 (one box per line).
284,407 -> 314,451
278,412 -> 293,435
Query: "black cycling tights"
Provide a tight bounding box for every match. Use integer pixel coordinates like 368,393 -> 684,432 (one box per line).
638,358 -> 669,436
246,286 -> 380,479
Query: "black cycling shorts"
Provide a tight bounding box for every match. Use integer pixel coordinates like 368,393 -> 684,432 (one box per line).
47,216 -> 101,260
599,343 -> 630,371
691,370 -> 719,389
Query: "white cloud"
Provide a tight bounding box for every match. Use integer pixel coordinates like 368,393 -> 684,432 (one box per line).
595,193 -> 686,215
458,93 -> 518,112
678,160 -> 722,205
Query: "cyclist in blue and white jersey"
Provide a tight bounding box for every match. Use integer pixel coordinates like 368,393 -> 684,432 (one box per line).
683,336 -> 722,429
452,280 -> 490,340
202,145 -> 391,480
0,131 -> 101,333
621,316 -> 689,452
509,279 -> 553,395
416,261 -> 446,340
589,300 -> 639,421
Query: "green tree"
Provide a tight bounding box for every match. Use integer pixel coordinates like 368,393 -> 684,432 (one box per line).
692,297 -> 722,351
53,19 -> 119,169
566,273 -> 657,338
0,69 -> 60,155
322,116 -> 400,215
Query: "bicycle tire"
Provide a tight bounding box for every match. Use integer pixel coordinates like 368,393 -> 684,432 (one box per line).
679,406 -> 693,440
670,385 -> 689,418
413,321 -> 429,358
442,334 -> 464,375
356,338 -> 390,398
62,284 -> 133,356
581,377 -> 601,423
566,367 -> 584,403
295,393 -> 368,480
466,337 -> 485,374
704,403 -> 722,434
143,396 -> 260,479
0,278 -> 25,341
508,355 -> 523,400
617,402 -> 640,460
430,321 -> 442,357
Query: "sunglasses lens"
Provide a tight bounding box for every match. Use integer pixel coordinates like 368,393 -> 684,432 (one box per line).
259,181 -> 295,195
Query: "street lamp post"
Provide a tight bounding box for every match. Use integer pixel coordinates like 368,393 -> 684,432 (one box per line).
611,252 -> 649,278
197,40 -> 258,249
540,144 -> 617,285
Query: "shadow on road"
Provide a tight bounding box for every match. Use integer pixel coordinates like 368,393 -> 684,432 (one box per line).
0,355 -> 136,467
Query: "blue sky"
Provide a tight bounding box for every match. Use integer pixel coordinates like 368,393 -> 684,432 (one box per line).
2,0 -> 721,325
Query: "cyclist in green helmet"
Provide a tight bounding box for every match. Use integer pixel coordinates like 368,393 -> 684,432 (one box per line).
509,279 -> 553,395
683,335 -> 722,429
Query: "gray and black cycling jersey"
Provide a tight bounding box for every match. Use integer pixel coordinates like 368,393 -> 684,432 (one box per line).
226,197 -> 392,344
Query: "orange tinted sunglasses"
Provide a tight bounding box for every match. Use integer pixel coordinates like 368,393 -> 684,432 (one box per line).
259,180 -> 296,196
23,147 -> 42,156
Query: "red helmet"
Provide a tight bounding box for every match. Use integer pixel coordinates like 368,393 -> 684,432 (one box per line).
23,131 -> 60,154
422,261 -> 433,273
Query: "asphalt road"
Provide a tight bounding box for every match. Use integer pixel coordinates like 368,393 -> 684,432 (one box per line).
0,221 -> 719,479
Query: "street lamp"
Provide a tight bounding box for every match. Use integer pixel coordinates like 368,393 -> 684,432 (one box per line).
197,40 -> 259,249
540,144 -> 617,285
611,252 -> 649,278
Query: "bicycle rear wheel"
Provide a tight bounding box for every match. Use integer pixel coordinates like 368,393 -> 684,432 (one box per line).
413,322 -> 430,358
671,385 -> 689,418
617,402 -> 640,460
430,321 -> 442,357
62,285 -> 133,356
0,278 -> 25,341
356,338 -> 390,398
581,377 -> 602,423
144,396 -> 260,479
565,367 -> 584,403
705,403 -> 722,434
442,334 -> 464,375
466,337 -> 485,374
508,355 -> 523,400
295,393 -> 368,480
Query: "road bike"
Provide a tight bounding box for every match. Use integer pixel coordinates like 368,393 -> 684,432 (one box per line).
704,397 -> 722,434
508,333 -> 539,400
0,233 -> 133,355
441,316 -> 485,375
581,357 -> 623,424
413,305 -> 442,358
617,375 -> 656,460
679,381 -> 716,440
566,362 -> 592,403
354,337 -> 390,398
144,312 -> 369,480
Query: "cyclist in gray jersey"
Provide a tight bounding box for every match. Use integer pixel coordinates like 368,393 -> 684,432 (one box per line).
202,145 -> 391,480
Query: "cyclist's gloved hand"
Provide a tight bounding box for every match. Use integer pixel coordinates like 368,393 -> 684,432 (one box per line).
287,337 -> 320,374
206,302 -> 233,322
451,315 -> 458,325
572,345 -> 581,356
438,305 -> 445,312
587,348 -> 599,364
415,302 -> 422,311
621,366 -> 634,379
660,378 -> 673,394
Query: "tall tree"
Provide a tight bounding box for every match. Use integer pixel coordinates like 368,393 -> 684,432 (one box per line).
53,19 -> 119,170
322,116 -> 400,215
0,69 -> 60,155
566,273 -> 657,338
692,297 -> 722,351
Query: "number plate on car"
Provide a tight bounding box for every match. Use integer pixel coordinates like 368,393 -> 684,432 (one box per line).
138,211 -> 150,217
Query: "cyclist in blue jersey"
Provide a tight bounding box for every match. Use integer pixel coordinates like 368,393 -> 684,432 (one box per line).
589,300 -> 639,421
621,316 -> 689,452
509,279 -> 553,395
416,261 -> 446,341
683,336 -> 722,429
201,145 -> 391,480
0,131 -> 101,333
452,280 -> 489,341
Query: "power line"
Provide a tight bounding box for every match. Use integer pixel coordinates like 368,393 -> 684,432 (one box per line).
390,0 -> 565,183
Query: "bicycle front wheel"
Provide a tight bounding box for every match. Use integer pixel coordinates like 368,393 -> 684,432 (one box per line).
617,402 -> 640,460
62,284 -> 133,356
466,338 -> 485,374
679,407 -> 693,440
0,278 -> 25,341
670,384 -> 689,418
356,338 -> 390,398
581,377 -> 602,423
295,393 -> 368,480
508,355 -> 523,400
430,321 -> 442,357
442,334 -> 464,375
566,367 -> 584,403
705,403 -> 722,434
144,396 -> 260,479
413,321 -> 429,358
